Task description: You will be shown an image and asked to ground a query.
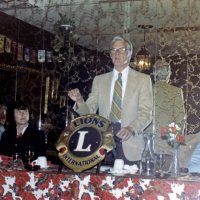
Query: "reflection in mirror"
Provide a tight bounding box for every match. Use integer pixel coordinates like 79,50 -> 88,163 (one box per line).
149,59 -> 186,155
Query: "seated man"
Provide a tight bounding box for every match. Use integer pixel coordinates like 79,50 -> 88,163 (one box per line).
0,100 -> 46,163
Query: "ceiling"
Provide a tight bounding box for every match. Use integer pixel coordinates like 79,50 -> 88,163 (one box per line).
0,0 -> 200,54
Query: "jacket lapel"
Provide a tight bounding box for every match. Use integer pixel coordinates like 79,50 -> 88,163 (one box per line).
102,72 -> 112,117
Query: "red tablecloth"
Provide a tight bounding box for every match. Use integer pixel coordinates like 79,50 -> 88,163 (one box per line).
1,155 -> 200,200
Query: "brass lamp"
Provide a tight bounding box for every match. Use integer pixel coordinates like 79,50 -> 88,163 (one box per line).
134,25 -> 153,71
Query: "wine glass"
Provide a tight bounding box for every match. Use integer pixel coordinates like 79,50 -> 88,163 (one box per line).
157,151 -> 166,173
25,146 -> 34,165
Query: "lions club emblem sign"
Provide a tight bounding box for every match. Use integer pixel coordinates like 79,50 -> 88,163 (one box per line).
56,114 -> 114,172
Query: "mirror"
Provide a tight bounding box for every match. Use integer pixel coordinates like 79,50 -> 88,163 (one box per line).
0,0 -> 200,137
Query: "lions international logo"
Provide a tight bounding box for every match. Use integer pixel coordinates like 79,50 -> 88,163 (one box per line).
55,114 -> 115,172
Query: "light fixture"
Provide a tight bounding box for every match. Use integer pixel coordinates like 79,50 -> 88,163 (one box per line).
134,25 -> 153,71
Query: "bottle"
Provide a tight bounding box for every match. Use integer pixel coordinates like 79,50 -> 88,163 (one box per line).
141,133 -> 156,176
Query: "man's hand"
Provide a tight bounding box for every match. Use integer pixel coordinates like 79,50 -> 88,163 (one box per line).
116,126 -> 134,141
68,88 -> 84,106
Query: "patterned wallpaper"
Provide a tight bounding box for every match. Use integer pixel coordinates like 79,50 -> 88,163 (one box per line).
0,0 -> 200,136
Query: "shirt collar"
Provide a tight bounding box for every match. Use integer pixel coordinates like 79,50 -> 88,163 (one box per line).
17,124 -> 29,135
113,66 -> 129,80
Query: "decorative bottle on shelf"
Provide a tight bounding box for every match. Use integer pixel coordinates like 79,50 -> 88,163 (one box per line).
140,133 -> 156,176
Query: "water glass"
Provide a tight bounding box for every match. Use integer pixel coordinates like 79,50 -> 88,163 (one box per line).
157,151 -> 166,173
12,152 -> 24,170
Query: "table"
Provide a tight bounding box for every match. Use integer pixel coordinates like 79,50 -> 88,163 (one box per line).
1,156 -> 200,200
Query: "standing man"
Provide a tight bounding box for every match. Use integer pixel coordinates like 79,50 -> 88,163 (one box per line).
146,59 -> 200,170
68,36 -> 153,165
151,59 -> 186,154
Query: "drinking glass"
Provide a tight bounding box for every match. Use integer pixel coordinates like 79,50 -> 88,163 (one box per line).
12,152 -> 24,169
157,151 -> 166,173
25,146 -> 34,165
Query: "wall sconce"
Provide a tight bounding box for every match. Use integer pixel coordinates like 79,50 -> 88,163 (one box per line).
134,25 -> 153,71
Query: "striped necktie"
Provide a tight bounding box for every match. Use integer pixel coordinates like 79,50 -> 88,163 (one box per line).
110,73 -> 122,122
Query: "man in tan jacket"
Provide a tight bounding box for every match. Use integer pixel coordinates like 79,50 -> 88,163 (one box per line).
152,60 -> 186,155
68,36 -> 153,165
148,59 -> 200,168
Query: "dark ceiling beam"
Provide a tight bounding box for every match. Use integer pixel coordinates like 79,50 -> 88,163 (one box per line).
0,11 -> 53,48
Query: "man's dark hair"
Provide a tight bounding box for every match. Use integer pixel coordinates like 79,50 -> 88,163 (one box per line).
13,100 -> 29,110
5,100 -> 29,127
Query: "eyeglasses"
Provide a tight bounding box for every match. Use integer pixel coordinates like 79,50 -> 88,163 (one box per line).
110,47 -> 128,55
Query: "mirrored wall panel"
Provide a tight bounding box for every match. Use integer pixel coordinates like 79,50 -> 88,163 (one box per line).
0,0 -> 200,137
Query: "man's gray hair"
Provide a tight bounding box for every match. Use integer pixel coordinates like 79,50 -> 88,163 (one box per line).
110,36 -> 133,55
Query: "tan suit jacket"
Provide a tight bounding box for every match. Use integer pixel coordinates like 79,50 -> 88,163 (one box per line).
144,81 -> 200,167
153,82 -> 186,154
144,81 -> 186,163
76,67 -> 153,161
